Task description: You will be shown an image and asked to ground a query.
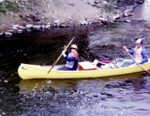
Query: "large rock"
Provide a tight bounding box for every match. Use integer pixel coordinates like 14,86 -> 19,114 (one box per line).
144,22 -> 150,28
0,32 -> 3,36
26,24 -> 33,28
12,24 -> 19,30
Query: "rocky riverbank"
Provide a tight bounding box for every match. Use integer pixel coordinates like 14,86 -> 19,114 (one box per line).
0,0 -> 144,37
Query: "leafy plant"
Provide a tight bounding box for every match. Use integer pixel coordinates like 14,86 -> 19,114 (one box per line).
110,0 -> 118,4
104,0 -> 118,13
0,1 -> 20,13
107,23 -> 119,30
6,1 -> 19,11
0,2 -> 6,13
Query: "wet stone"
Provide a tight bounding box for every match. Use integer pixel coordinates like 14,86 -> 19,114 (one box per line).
33,15 -> 41,22
26,28 -> 32,33
0,32 -> 3,36
17,29 -> 23,33
144,22 -> 150,28
33,25 -> 41,30
26,24 -> 33,29
0,87 -> 6,91
19,26 -> 26,30
12,24 -> 20,30
5,32 -> 13,37
45,24 -> 51,28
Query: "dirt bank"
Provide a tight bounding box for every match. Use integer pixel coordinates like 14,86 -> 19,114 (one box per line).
0,0 -> 144,36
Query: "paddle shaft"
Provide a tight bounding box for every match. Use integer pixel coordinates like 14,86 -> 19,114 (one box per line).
123,47 -> 150,76
47,37 -> 75,74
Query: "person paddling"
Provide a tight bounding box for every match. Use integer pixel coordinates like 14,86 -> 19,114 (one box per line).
120,38 -> 149,67
57,44 -> 79,70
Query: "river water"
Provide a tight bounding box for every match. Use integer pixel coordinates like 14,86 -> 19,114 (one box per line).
133,0 -> 150,21
1,1 -> 150,116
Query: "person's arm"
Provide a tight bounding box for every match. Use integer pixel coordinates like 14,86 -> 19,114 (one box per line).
123,46 -> 134,55
65,53 -> 78,61
128,48 -> 134,55
62,45 -> 69,57
62,50 -> 69,57
141,47 -> 148,63
65,56 -> 76,61
65,51 -> 69,56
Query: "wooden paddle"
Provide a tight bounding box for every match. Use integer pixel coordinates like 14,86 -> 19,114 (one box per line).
47,37 -> 75,74
123,46 -> 150,76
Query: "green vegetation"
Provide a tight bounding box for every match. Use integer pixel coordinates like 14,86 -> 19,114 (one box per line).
104,6 -> 113,13
107,23 -> 119,30
0,2 -> 6,13
104,0 -> 118,13
0,1 -> 20,13
6,1 -> 19,11
110,0 -> 118,4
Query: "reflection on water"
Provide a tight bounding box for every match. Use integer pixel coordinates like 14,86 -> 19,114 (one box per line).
18,73 -> 145,94
18,73 -> 142,93
17,74 -> 150,116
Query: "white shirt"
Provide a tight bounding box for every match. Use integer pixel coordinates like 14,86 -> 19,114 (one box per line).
134,46 -> 143,63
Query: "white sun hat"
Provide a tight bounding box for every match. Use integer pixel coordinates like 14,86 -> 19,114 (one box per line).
71,44 -> 78,50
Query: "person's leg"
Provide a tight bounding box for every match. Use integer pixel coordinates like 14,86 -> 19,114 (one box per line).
129,63 -> 137,67
57,66 -> 72,70
120,59 -> 135,67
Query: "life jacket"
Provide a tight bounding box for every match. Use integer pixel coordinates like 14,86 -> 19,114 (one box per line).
129,46 -> 148,64
65,52 -> 79,69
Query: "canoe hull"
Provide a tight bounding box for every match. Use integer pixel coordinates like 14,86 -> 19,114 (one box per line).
18,62 -> 150,80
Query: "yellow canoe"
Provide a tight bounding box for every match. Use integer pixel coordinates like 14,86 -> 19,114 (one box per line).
18,60 -> 150,80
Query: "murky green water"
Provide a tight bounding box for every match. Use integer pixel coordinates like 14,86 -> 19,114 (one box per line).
1,2 -> 150,115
